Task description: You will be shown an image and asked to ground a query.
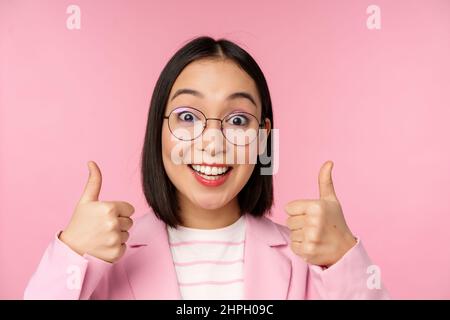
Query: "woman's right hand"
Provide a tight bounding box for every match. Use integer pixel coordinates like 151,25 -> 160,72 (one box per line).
59,161 -> 135,263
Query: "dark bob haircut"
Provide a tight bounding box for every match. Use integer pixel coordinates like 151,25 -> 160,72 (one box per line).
141,36 -> 274,228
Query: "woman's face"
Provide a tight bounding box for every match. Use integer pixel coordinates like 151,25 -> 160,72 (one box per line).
162,58 -> 269,211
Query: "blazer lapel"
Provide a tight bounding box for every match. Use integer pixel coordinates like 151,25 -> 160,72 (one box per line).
123,212 -> 291,300
243,214 -> 292,299
123,213 -> 181,299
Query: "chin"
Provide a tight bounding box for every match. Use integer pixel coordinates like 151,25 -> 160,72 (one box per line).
188,192 -> 231,210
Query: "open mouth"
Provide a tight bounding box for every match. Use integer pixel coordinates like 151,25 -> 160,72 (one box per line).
188,164 -> 233,181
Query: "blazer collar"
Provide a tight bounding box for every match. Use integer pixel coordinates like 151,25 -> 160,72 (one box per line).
124,212 -> 291,299
243,214 -> 291,299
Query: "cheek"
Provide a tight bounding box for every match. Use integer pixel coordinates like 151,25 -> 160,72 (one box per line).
162,126 -> 174,168
162,126 -> 184,177
162,125 -> 175,158
227,143 -> 259,166
162,125 -> 192,166
233,163 -> 256,190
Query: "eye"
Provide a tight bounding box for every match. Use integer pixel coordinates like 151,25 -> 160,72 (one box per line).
227,114 -> 249,126
178,111 -> 199,122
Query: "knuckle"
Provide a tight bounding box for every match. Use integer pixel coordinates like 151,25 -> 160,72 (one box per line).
286,217 -> 295,229
285,201 -> 300,214
290,230 -> 302,241
307,229 -> 321,243
113,246 -> 122,256
106,218 -> 119,231
123,220 -> 132,231
303,243 -> 317,256
111,244 -> 126,261
109,251 -> 120,262
102,203 -> 116,215
290,241 -> 301,255
106,233 -> 120,247
289,231 -> 296,241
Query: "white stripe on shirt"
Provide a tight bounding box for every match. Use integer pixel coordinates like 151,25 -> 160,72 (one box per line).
167,215 -> 246,300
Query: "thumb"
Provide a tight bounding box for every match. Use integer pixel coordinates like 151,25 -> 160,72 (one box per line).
319,160 -> 337,201
79,160 -> 102,203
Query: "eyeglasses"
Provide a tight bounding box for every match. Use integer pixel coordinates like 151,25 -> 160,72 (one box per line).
164,106 -> 265,146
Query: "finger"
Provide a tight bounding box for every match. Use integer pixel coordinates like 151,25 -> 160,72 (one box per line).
79,161 -> 102,204
284,199 -> 317,216
118,217 -> 133,231
103,201 -> 135,217
319,160 -> 337,201
286,215 -> 307,230
120,231 -> 130,244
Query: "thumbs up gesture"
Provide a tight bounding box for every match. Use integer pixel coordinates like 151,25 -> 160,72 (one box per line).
59,161 -> 135,263
285,161 -> 357,267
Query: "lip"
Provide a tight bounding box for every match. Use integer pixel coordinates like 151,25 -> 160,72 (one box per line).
188,164 -> 232,187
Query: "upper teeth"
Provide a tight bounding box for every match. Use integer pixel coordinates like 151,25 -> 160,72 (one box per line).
191,165 -> 229,176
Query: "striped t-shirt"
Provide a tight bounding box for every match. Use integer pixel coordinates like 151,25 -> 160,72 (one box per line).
167,215 -> 246,300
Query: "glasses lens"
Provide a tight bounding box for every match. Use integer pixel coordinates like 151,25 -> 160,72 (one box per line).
168,107 -> 205,141
222,112 -> 260,146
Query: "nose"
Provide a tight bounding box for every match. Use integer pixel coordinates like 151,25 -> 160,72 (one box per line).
196,119 -> 225,157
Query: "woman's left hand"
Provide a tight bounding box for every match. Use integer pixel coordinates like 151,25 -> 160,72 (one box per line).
285,161 -> 357,268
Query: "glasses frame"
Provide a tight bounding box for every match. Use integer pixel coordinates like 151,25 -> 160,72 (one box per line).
163,106 -> 266,146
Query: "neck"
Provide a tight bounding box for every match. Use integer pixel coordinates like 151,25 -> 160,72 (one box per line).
178,194 -> 241,229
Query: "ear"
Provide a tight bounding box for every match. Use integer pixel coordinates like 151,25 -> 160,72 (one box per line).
257,118 -> 271,156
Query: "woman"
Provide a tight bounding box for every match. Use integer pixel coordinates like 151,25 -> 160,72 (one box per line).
24,36 -> 389,299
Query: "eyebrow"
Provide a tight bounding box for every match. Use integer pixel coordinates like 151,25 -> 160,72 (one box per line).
169,88 -> 257,107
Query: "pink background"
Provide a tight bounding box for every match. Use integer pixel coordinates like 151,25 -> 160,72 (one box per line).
1,0 -> 449,299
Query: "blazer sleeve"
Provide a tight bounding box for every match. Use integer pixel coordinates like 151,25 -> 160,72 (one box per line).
305,237 -> 390,299
24,232 -> 112,300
